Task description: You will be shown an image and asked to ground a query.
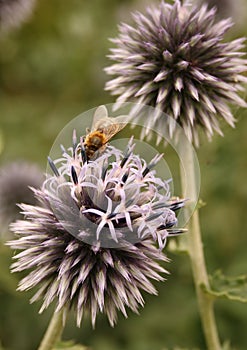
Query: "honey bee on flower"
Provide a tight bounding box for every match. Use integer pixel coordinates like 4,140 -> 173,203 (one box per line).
83,105 -> 127,160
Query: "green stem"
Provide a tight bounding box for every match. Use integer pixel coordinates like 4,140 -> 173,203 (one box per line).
179,140 -> 221,350
37,309 -> 65,350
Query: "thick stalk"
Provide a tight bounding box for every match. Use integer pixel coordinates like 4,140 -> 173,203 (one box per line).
37,309 -> 65,350
179,140 -> 221,350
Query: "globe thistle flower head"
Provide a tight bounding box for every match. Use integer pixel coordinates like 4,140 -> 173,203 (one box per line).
0,161 -> 44,236
0,0 -> 36,32
47,134 -> 185,249
105,0 -> 247,146
8,133 -> 185,327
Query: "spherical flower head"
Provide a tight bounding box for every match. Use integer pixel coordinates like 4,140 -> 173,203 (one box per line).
105,0 -> 247,145
0,0 -> 36,32
0,161 -> 44,235
8,135 -> 185,327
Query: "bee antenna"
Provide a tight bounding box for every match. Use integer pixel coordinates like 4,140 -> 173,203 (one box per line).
48,157 -> 60,177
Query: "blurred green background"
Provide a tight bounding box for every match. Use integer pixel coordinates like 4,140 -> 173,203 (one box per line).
0,0 -> 246,349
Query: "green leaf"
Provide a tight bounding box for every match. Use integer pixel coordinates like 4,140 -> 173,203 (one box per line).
204,270 -> 247,303
52,340 -> 89,350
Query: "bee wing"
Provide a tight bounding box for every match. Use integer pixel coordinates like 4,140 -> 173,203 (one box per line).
92,105 -> 109,129
91,104 -> 129,141
102,121 -> 127,142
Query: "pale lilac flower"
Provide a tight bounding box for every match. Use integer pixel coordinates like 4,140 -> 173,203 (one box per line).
8,134 -> 185,327
105,0 -> 247,145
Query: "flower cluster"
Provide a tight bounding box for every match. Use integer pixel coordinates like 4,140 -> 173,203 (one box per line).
0,161 -> 43,236
105,0 -> 247,145
8,132 -> 185,327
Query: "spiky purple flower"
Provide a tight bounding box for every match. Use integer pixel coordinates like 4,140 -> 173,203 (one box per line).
8,135 -> 185,327
0,161 -> 43,235
105,0 -> 247,145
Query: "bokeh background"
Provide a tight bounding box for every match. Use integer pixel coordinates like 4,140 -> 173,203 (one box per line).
0,0 -> 246,349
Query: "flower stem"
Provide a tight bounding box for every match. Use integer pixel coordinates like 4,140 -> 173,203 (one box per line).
37,309 -> 65,350
179,140 -> 221,350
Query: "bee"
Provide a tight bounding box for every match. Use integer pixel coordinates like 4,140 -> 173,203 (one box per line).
83,105 -> 127,160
